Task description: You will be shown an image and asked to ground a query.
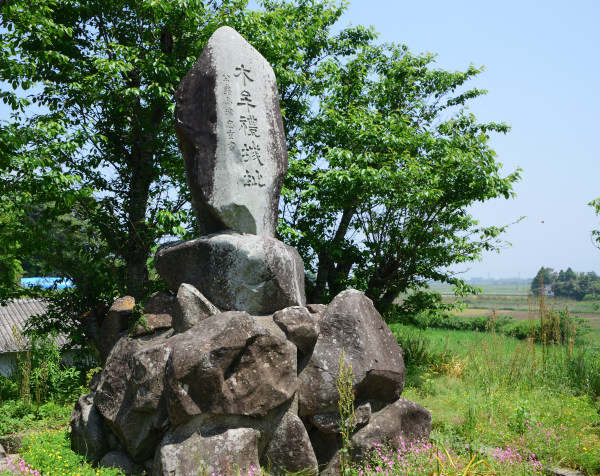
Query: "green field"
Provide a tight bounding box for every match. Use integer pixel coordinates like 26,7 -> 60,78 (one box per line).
429,281 -> 531,296
424,283 -> 600,336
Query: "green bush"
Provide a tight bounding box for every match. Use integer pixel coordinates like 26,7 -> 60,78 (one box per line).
0,374 -> 18,401
21,429 -> 124,476
498,310 -> 590,346
392,327 -> 433,368
390,307 -> 513,333
499,320 -> 536,340
0,400 -> 71,435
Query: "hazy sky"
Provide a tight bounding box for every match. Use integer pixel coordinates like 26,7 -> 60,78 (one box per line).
335,0 -> 600,279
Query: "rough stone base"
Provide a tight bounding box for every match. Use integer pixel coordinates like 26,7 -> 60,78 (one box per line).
71,290 -> 431,475
154,232 -> 306,315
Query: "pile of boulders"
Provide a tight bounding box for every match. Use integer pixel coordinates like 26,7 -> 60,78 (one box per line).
72,289 -> 431,475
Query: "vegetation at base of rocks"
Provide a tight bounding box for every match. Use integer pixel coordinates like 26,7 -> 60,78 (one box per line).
337,349 -> 357,475
6,325 -> 600,475
20,429 -> 125,476
0,399 -> 71,437
4,297 -> 600,474
0,333 -> 96,440
1,457 -> 43,476
389,318 -> 600,474
354,439 -> 543,475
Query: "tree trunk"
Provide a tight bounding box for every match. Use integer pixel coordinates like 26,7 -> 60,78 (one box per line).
126,166 -> 151,301
125,102 -> 164,300
373,287 -> 401,313
309,207 -> 355,303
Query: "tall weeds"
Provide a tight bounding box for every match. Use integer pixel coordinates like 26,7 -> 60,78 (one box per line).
7,327 -> 82,406
463,289 -> 600,399
336,349 -> 357,475
12,325 -> 31,405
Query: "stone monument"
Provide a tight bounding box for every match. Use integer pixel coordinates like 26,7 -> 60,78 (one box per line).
70,26 -> 432,476
174,26 -> 287,237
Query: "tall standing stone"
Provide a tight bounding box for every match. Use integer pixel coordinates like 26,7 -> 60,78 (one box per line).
175,26 -> 287,237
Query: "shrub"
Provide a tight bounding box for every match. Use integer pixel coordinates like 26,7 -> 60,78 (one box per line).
498,311 -> 590,347
390,307 -> 513,333
21,429 -> 124,476
0,400 -> 70,435
392,328 -> 433,368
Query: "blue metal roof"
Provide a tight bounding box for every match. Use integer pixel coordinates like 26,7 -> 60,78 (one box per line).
21,277 -> 74,289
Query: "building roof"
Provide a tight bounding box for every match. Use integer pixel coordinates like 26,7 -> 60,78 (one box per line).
0,299 -> 49,352
21,277 -> 73,289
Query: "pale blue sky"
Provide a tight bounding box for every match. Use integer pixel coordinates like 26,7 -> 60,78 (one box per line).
336,0 -> 600,279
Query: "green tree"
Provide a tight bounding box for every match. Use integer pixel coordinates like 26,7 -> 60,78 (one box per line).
281,42 -> 520,309
530,266 -> 555,296
564,267 -> 577,282
0,206 -> 23,293
0,0 -> 371,315
0,118 -> 88,303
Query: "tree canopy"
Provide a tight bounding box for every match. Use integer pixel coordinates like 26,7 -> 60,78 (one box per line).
531,266 -> 600,300
281,42 -> 520,309
1,0 -> 519,344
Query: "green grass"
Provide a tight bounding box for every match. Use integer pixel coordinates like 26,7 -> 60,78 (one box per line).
20,429 -> 124,476
0,400 -> 72,436
447,293 -> 600,315
391,322 -> 600,474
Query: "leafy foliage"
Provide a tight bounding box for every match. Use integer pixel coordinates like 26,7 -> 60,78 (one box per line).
590,197 -> 600,249
281,41 -> 520,309
21,429 -> 125,475
530,266 -> 600,300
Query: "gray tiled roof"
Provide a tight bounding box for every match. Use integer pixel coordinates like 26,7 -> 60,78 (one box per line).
0,299 -> 48,352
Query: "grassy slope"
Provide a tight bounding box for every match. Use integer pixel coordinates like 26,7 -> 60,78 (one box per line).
392,323 -> 600,474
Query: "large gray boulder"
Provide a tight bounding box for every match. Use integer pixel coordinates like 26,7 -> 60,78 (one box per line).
261,412 -> 318,475
70,393 -> 109,462
165,311 -> 297,425
175,26 -> 288,237
94,336 -> 173,462
351,398 -> 432,461
298,290 -> 405,416
154,424 -> 261,476
154,232 -> 306,315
